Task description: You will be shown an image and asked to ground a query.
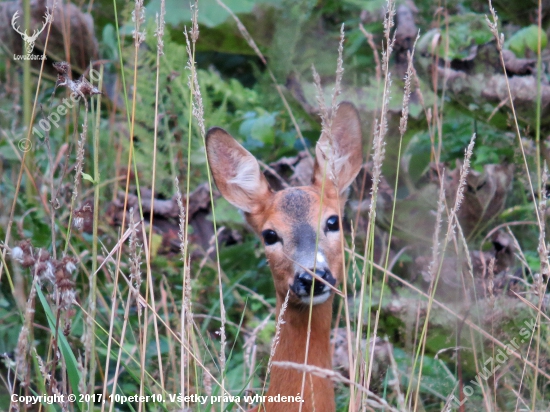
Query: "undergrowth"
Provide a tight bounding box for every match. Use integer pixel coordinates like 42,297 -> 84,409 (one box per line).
0,0 -> 549,411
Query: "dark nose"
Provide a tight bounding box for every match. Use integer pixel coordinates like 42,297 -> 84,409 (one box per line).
292,269 -> 336,298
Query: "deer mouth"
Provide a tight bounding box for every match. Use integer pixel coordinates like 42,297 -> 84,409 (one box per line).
290,268 -> 336,305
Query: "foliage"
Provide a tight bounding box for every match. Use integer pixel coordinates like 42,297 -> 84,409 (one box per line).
1,0 -> 550,411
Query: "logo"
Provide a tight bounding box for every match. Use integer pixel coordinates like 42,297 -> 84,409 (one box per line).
11,9 -> 51,60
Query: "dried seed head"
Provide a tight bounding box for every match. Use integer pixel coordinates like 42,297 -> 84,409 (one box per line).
53,61 -> 70,75
54,62 -> 71,88
190,1 -> 199,43
73,201 -> 94,232
155,0 -> 166,55
73,216 -> 84,230
65,259 -> 77,274
131,0 -> 145,24
14,240 -> 35,268
75,77 -> 102,97
38,251 -> 50,262
10,246 -> 24,262
15,326 -> 30,383
128,210 -> 143,289
54,257 -> 77,310
132,0 -> 146,44
35,261 -> 55,285
56,74 -> 69,88
53,62 -> 101,98
63,318 -> 72,336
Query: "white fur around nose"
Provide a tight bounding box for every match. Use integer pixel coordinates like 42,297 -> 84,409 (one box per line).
316,252 -> 325,264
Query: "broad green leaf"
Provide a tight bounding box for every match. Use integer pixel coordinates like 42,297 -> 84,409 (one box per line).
147,0 -> 282,28
36,287 -> 83,412
506,25 -> 548,56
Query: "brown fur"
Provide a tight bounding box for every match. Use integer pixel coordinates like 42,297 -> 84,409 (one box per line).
206,102 -> 363,412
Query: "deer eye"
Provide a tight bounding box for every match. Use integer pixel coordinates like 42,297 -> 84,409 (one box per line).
262,229 -> 279,245
326,215 -> 340,232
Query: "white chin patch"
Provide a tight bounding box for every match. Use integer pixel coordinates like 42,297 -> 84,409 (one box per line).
300,291 -> 331,305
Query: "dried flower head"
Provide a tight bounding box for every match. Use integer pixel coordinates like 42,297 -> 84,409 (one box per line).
15,326 -> 30,383
53,61 -> 70,75
13,240 -> 35,267
54,257 -> 77,310
190,1 -> 199,43
53,62 -> 101,97
132,0 -> 146,45
154,0 -> 166,55
36,260 -> 55,285
128,210 -> 143,290
73,201 -> 94,232
10,246 -> 24,262
75,77 -> 102,98
73,216 -> 84,230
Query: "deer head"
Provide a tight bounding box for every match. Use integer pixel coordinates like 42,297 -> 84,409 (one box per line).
12,10 -> 50,55
206,102 -> 363,307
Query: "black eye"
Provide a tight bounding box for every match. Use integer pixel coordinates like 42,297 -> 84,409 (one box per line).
262,229 -> 279,245
326,215 -> 340,232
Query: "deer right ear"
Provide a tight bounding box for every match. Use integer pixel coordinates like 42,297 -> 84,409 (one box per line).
312,102 -> 363,198
206,127 -> 272,214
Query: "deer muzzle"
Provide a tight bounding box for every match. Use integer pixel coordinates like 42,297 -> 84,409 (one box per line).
291,268 -> 336,305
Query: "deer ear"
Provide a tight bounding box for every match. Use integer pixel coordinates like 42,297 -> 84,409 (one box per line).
206,127 -> 272,214
312,102 -> 363,198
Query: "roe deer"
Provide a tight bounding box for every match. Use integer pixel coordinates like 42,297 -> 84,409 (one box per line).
205,102 -> 363,412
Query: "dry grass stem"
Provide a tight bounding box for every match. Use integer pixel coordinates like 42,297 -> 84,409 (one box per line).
185,2 -> 227,404
359,24 -> 381,84
485,1 -> 544,234
356,0 -> 396,399
399,34 -> 419,137
4,1 -> 550,411
267,290 -> 290,375
428,171 -> 446,282
128,210 -> 143,294
272,361 -> 400,412
411,134 -> 476,408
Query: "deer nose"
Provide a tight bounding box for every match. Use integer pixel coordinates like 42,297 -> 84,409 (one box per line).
292,269 -> 335,298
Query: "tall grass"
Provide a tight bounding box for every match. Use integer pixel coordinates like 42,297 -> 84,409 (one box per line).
1,0 -> 549,411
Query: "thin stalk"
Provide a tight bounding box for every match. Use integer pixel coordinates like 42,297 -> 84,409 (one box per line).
184,3 -> 228,407
299,151 -> 329,412
407,136 -> 475,410
531,3 -> 544,395
23,0 -> 33,200
535,0 -> 543,198
88,64 -> 104,408
355,1 -> 395,398
144,1 -> 167,393
181,8 -> 198,407
371,38 -> 419,396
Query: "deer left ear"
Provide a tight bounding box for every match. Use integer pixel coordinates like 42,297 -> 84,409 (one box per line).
312,102 -> 363,198
206,127 -> 273,214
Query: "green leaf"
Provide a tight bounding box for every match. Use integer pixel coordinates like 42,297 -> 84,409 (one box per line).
36,287 -> 83,412
239,111 -> 276,149
101,24 -> 119,59
209,197 -> 244,225
150,233 -> 163,259
81,172 -> 96,184
250,113 -> 276,145
147,0 -> 283,28
506,25 -> 548,56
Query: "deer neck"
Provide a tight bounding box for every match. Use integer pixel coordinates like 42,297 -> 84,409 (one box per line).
263,295 -> 335,412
